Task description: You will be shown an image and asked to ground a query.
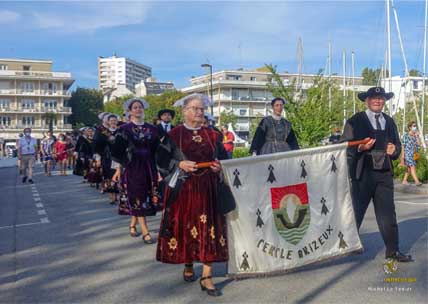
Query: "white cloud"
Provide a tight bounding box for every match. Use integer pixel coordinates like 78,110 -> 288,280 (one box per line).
31,2 -> 151,32
0,10 -> 20,24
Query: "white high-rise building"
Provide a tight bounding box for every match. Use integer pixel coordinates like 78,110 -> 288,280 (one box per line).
98,55 -> 152,93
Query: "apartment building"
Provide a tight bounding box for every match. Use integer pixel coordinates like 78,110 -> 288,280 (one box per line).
381,76 -> 428,114
0,58 -> 74,142
135,77 -> 175,97
181,68 -> 366,139
98,55 -> 152,93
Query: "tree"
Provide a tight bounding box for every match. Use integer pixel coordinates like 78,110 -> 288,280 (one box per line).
409,69 -> 421,77
266,65 -> 332,147
219,110 -> 238,130
144,90 -> 187,124
42,112 -> 57,132
361,67 -> 385,86
104,94 -> 134,117
68,88 -> 103,128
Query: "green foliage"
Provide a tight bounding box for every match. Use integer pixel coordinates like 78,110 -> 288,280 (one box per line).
102,90 -> 187,125
266,65 -> 332,148
233,147 -> 250,159
361,67 -> 385,86
68,87 -> 104,127
393,95 -> 428,134
393,152 -> 428,182
248,114 -> 264,142
104,94 -> 134,117
219,111 -> 238,129
144,90 -> 187,125
409,69 -> 421,77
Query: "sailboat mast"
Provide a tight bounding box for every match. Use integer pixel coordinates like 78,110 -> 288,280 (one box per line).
422,0 -> 427,136
387,0 -> 393,115
343,50 -> 347,127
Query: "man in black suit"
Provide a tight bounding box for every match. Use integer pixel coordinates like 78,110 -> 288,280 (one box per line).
341,87 -> 412,263
157,109 -> 175,138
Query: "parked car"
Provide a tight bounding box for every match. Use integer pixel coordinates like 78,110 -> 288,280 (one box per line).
5,142 -> 17,157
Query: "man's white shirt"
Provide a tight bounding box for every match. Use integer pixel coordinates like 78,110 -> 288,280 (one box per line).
19,136 -> 37,155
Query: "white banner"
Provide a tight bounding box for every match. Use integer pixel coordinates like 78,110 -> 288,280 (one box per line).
221,143 -> 363,277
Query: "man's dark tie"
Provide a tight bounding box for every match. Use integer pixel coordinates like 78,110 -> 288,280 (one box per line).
375,114 -> 382,130
164,124 -> 168,132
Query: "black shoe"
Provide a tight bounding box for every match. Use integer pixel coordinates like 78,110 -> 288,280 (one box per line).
22,176 -> 27,183
199,276 -> 221,297
388,251 -> 413,262
28,179 -> 33,184
142,233 -> 155,244
129,226 -> 141,237
109,201 -> 116,205
183,264 -> 196,282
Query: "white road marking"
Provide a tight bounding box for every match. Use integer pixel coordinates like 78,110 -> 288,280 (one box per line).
35,203 -> 44,208
0,221 -> 45,230
396,200 -> 428,206
40,217 -> 50,223
37,210 -> 47,215
33,197 -> 41,201
33,193 -> 40,197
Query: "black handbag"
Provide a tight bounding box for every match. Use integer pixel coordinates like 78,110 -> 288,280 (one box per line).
217,174 -> 236,215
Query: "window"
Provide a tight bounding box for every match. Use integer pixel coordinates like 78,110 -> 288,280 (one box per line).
45,117 -> 57,126
0,99 -> 10,109
250,77 -> 257,81
21,99 -> 35,109
227,75 -> 241,81
239,109 -> 247,116
22,116 -> 35,126
0,64 -> 8,70
20,82 -> 35,92
43,82 -> 57,93
23,65 -> 31,71
44,99 -> 57,109
0,116 -> 11,126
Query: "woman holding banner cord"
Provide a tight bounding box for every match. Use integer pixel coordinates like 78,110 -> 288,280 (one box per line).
156,93 -> 228,297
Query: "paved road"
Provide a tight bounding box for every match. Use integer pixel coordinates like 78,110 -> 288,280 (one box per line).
0,165 -> 427,304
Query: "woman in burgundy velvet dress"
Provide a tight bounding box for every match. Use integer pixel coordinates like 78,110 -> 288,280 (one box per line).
156,94 -> 228,297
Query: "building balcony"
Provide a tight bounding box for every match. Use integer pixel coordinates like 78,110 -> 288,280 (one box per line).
0,107 -> 72,114
1,124 -> 72,130
0,70 -> 72,80
0,89 -> 72,97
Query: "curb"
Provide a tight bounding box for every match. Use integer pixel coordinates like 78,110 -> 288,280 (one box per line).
394,182 -> 428,195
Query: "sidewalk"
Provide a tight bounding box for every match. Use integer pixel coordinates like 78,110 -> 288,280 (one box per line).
0,157 -> 17,168
395,180 -> 428,195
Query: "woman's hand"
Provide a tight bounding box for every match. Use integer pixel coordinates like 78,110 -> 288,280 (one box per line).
210,161 -> 221,173
179,160 -> 197,173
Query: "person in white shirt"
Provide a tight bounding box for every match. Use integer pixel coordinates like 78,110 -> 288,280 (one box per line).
18,128 -> 38,184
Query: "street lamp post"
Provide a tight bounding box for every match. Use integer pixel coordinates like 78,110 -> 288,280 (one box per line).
201,63 -> 214,115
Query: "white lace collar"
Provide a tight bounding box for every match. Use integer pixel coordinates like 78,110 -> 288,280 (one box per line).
184,123 -> 201,131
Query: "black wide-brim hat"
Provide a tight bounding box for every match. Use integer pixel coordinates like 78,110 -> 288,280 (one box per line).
357,87 -> 394,101
158,109 -> 175,119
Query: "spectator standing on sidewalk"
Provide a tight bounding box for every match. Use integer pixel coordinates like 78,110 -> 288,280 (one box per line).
401,121 -> 423,186
221,124 -> 235,159
18,128 -> 38,184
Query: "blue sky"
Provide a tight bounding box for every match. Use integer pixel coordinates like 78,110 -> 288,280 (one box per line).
0,0 -> 426,90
